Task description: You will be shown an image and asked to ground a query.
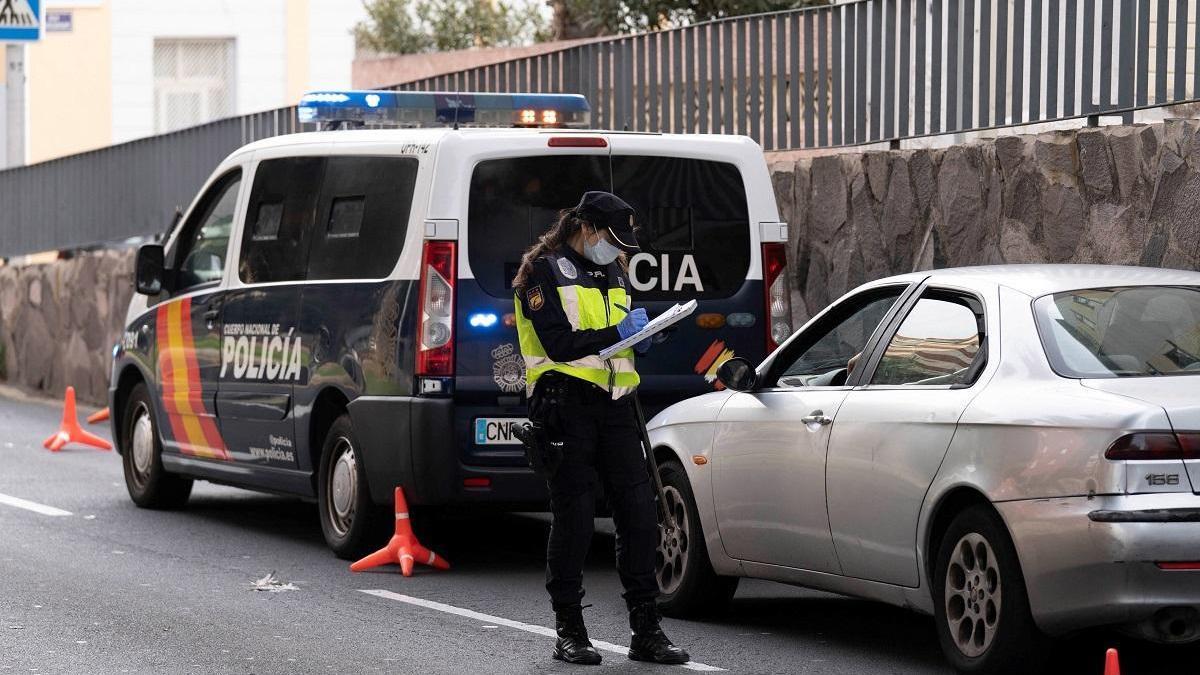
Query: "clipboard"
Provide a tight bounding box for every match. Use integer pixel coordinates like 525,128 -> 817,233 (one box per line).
599,299 -> 698,360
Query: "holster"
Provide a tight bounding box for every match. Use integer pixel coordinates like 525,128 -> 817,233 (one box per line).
518,374 -> 570,477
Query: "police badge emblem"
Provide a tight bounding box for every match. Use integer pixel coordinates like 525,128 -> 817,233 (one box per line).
491,343 -> 525,393
527,285 -> 544,311
557,257 -> 578,279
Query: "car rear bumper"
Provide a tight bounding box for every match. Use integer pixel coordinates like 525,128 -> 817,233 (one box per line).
998,493 -> 1200,641
347,395 -> 548,509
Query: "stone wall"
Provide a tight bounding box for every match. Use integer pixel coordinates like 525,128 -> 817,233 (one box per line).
770,118 -> 1200,325
0,249 -> 135,405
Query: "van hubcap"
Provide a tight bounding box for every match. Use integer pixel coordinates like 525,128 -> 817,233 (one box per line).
130,404 -> 155,486
655,485 -> 690,595
328,439 -> 357,537
945,533 -> 1002,658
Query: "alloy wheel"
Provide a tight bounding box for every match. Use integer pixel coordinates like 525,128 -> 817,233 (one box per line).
129,402 -> 155,490
944,532 -> 1002,658
655,484 -> 690,595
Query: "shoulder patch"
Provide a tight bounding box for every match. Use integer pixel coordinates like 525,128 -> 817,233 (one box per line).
557,257 -> 578,280
527,285 -> 545,311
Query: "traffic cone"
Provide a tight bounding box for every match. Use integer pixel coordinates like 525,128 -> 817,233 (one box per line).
1104,648 -> 1120,675
350,486 -> 450,576
42,387 -> 113,452
86,407 -> 110,424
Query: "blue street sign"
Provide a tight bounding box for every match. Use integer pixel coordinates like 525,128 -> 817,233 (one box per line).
0,0 -> 42,43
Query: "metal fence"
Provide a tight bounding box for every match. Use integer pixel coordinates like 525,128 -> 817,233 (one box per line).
3,0 -> 1200,257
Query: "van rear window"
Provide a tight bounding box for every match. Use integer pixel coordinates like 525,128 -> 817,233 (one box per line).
467,155 -> 751,300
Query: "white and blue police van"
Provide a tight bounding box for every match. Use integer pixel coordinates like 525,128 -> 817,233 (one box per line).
109,90 -> 791,557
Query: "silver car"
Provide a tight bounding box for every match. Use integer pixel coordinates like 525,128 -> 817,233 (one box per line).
647,264 -> 1200,674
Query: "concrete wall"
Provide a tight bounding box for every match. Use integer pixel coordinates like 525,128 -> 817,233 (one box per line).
5,119 -> 1200,404
771,118 -> 1200,325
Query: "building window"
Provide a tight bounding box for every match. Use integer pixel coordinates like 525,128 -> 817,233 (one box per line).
153,39 -> 235,133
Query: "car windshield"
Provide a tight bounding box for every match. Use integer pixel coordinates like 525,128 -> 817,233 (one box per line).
1034,285 -> 1200,378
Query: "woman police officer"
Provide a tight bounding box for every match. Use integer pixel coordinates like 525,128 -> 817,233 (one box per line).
512,191 -> 690,666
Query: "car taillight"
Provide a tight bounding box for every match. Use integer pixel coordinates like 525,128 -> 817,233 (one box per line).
417,240 -> 456,380
762,242 -> 792,352
1104,432 -> 1200,460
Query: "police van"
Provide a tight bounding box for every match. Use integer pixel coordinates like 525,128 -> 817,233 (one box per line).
109,91 -> 791,557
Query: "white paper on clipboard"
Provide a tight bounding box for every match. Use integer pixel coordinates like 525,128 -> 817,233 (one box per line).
598,299 -> 698,361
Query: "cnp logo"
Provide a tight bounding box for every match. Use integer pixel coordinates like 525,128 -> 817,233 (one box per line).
629,253 -> 703,293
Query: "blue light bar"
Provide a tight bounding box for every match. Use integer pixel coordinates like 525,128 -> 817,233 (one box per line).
298,90 -> 591,130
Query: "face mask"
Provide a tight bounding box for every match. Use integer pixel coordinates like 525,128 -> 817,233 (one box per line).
582,227 -> 621,265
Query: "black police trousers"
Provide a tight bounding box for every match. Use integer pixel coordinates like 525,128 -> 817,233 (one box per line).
535,375 -> 659,611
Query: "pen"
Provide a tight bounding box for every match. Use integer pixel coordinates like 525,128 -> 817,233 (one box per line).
614,303 -> 631,313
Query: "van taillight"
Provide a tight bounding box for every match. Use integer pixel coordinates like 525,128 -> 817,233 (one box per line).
762,242 -> 792,352
1104,432 -> 1200,460
547,136 -> 607,148
417,240 -> 456,380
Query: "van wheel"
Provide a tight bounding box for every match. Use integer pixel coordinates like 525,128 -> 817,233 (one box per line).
656,460 -> 738,617
932,505 -> 1047,674
120,382 -> 192,509
317,414 -> 382,559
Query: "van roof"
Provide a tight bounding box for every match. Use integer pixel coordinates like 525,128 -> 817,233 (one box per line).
235,127 -> 762,156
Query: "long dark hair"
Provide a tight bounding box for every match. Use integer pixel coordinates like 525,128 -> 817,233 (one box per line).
512,208 -> 582,290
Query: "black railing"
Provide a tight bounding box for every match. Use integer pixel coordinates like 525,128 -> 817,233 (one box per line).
2,0 -> 1198,256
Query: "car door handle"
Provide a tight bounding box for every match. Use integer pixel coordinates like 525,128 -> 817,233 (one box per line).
800,410 -> 832,426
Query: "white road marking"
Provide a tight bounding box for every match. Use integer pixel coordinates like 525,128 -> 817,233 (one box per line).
0,492 -> 72,517
359,589 -> 724,672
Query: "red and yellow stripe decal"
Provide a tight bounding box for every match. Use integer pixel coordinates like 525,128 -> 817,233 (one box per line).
156,297 -> 229,460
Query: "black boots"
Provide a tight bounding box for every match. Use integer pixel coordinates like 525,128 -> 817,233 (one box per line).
627,602 -> 690,665
553,606 -> 602,665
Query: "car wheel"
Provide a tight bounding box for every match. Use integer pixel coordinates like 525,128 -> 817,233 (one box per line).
656,459 -> 739,617
932,505 -> 1047,674
317,414 -> 383,559
120,382 -> 193,509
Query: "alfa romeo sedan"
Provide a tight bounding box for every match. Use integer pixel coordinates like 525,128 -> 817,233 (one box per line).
646,265 -> 1200,674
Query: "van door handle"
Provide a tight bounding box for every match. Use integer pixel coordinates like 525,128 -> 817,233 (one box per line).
203,308 -> 220,328
800,410 -> 832,426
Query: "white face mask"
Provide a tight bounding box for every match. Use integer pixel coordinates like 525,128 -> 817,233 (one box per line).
582,226 -> 621,265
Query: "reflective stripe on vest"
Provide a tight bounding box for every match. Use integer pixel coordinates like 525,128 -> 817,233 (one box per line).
514,256 -> 639,400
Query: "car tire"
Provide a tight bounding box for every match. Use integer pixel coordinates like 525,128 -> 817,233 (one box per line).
317,414 -> 383,560
120,382 -> 193,509
932,505 -> 1047,674
656,459 -> 739,617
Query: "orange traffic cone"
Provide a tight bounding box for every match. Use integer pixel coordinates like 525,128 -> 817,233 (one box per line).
1104,648 -> 1120,675
350,486 -> 450,576
86,407 -> 110,424
42,387 -> 113,452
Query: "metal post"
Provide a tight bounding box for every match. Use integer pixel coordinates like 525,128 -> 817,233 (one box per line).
4,44 -> 24,168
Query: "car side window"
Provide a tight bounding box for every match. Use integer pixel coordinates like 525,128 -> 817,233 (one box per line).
169,170 -> 241,293
239,156 -> 325,284
769,287 -> 905,388
869,293 -> 984,386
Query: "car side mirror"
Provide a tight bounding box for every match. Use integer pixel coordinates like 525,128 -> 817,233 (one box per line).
716,357 -> 757,392
135,244 -> 166,296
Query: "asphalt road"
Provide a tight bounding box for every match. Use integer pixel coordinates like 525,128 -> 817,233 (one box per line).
1,388 -> 1197,675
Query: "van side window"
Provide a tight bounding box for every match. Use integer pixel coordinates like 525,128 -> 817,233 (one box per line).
168,169 -> 241,292
306,156 -> 418,280
239,157 -> 325,284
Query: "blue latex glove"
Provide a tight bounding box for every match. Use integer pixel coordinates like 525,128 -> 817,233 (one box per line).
616,307 -> 648,340
634,335 -> 652,355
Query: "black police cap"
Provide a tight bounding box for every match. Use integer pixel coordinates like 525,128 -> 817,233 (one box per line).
572,191 -> 639,253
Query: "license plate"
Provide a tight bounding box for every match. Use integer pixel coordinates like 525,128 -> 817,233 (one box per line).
474,417 -> 529,445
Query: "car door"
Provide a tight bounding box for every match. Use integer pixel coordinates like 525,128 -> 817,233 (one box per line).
826,285 -> 994,587
217,156 -> 324,470
710,284 -> 910,573
154,169 -> 242,461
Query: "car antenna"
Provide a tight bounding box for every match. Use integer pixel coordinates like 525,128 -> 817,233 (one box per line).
452,90 -> 461,131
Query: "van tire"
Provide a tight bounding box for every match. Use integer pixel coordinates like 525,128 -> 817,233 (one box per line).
120,382 -> 193,509
932,505 -> 1047,674
317,414 -> 383,559
656,459 -> 738,617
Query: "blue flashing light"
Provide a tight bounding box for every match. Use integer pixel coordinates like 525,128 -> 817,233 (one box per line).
298,90 -> 591,130
469,312 -> 499,329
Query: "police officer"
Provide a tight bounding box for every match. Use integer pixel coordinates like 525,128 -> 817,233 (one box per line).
512,191 -> 689,666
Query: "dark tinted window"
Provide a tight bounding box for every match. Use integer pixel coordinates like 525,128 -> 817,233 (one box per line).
468,155 -> 609,296
239,157 -> 324,284
611,156 -> 750,300
169,170 -> 241,291
306,156 -> 417,280
871,295 -> 983,386
1035,286 -> 1200,377
773,287 -> 903,388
